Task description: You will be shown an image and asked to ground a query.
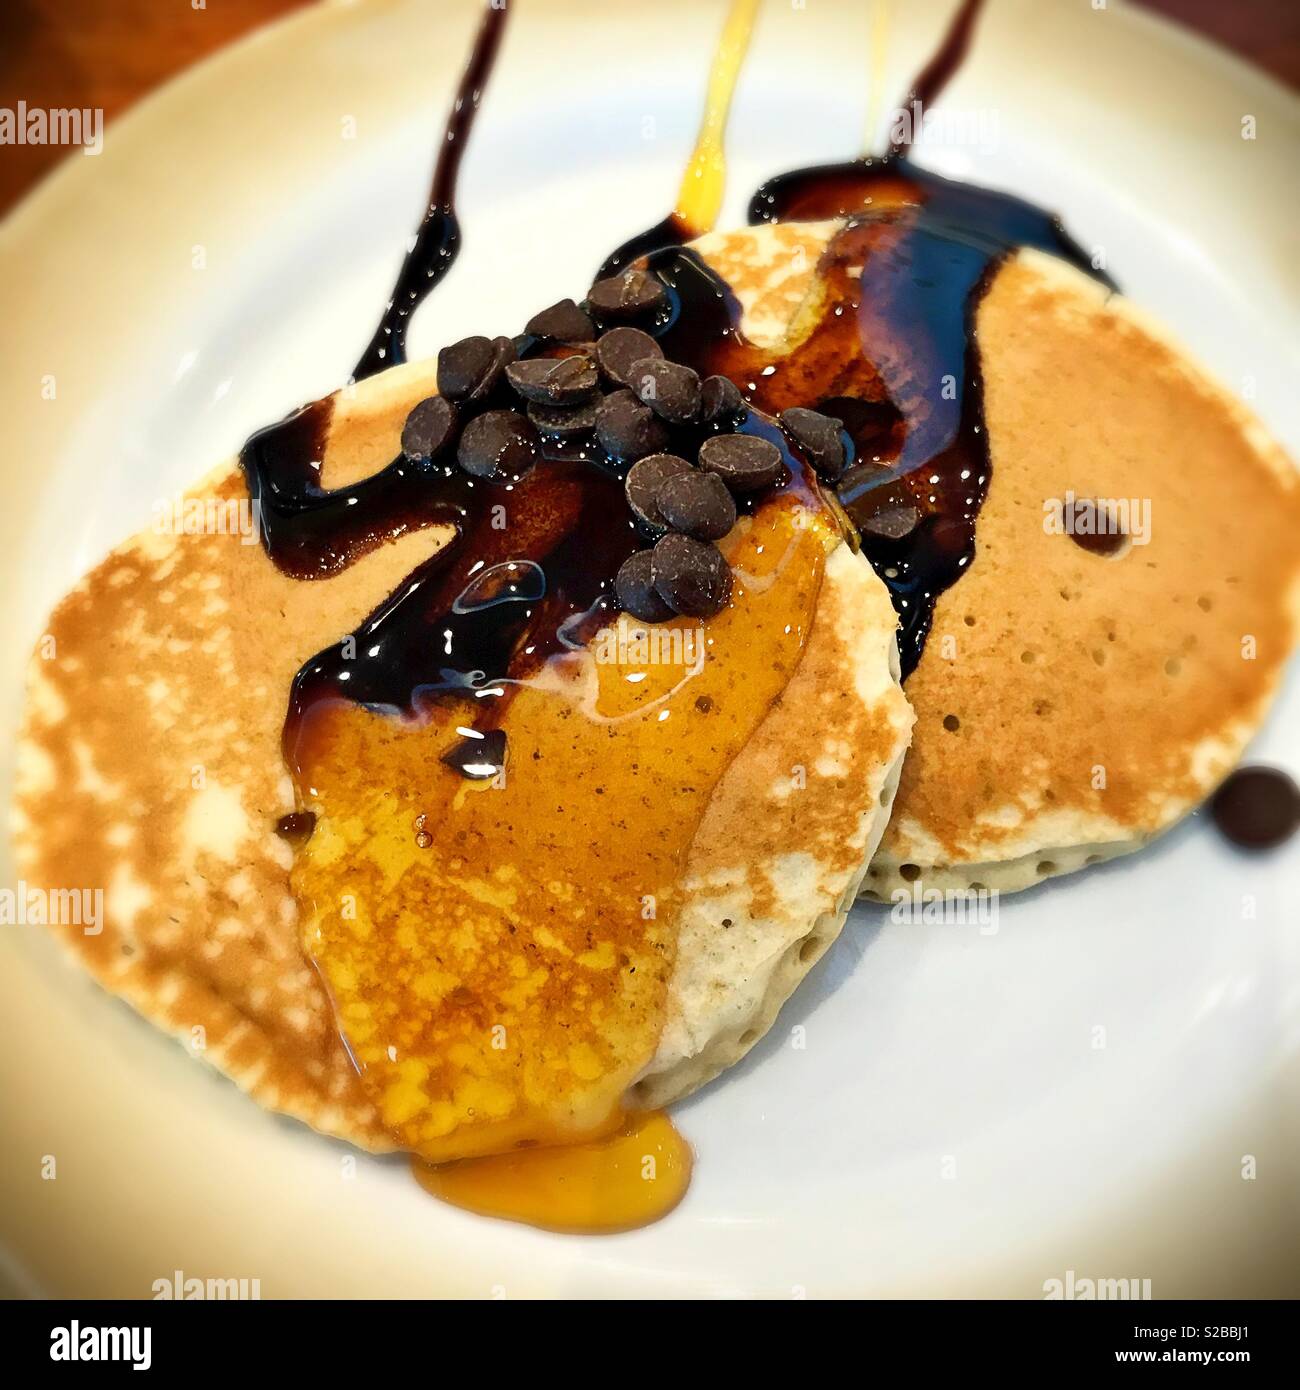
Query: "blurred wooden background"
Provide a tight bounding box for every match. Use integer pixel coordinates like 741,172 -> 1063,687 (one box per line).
0,0 -> 1296,215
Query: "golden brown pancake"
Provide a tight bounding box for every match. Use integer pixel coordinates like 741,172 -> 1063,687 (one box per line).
11,226 -> 913,1158
862,248 -> 1300,895
649,221 -> 1300,897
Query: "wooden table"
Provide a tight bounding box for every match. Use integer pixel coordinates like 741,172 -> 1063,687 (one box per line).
0,0 -> 1296,216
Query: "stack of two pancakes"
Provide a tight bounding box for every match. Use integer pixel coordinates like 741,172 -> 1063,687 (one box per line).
13,216 -> 1300,1160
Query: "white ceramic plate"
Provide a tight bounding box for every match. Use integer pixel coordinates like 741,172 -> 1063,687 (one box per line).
2,0 -> 1298,1298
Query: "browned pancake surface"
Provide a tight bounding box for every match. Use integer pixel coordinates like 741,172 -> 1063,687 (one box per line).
870,250 -> 1300,890
13,369 -> 449,1148
13,231 -> 911,1151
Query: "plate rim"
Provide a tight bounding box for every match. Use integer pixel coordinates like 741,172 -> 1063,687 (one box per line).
2,0 -> 1298,1298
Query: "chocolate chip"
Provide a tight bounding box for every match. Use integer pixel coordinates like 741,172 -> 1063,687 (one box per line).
836,462 -> 892,504
1064,499 -> 1127,556
656,469 -> 736,542
275,811 -> 316,846
400,395 -> 457,461
587,268 -> 668,323
437,334 -> 515,401
441,728 -> 507,780
631,358 -> 701,425
527,398 -> 598,437
596,327 -> 663,388
525,298 -> 595,343
780,406 -> 847,480
700,374 -> 745,425
625,453 -> 692,534
457,410 -> 538,482
477,336 -> 517,399
595,388 -> 669,461
437,336 -> 491,399
698,433 -> 785,493
614,549 -> 675,622
1210,766 -> 1300,849
859,503 -> 921,540
651,533 -> 732,617
505,354 -> 598,406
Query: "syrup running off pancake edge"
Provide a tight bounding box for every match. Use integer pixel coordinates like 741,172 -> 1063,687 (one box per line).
248,245 -> 845,1175
234,0 -> 1146,1230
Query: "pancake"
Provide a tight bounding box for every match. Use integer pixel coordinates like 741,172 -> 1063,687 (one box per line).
10,225 -> 913,1159
864,247 -> 1300,896
653,219 -> 1300,898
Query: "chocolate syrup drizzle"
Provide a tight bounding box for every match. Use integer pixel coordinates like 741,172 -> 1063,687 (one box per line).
246,243 -> 818,775
744,157 -> 1114,670
242,0 -> 1119,778
597,214 -> 692,280
593,0 -> 1113,671
743,0 -> 1110,667
351,1 -> 508,381
895,0 -> 985,140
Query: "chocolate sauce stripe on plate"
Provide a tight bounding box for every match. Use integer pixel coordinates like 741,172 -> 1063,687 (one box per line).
352,1 -> 509,381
